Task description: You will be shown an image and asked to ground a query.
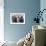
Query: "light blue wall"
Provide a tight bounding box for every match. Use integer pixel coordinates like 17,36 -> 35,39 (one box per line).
4,0 -> 40,42
40,0 -> 46,27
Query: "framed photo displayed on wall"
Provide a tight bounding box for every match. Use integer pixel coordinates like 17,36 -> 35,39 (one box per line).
10,13 -> 25,24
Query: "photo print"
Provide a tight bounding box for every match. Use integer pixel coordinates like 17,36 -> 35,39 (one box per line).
10,13 -> 25,24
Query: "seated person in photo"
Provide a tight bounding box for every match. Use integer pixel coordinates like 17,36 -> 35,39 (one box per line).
12,16 -> 17,22
18,16 -> 24,23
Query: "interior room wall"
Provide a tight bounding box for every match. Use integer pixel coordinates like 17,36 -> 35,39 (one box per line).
4,0 -> 40,42
40,0 -> 46,27
0,0 -> 4,42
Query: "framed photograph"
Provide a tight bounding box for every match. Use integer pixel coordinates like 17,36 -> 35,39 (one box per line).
10,13 -> 25,24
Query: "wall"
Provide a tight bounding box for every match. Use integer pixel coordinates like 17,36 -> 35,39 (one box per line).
40,0 -> 46,27
0,0 -> 4,42
4,0 -> 40,42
